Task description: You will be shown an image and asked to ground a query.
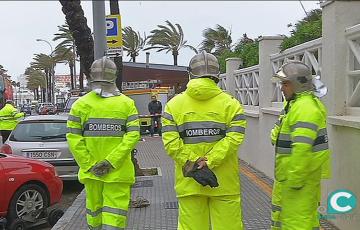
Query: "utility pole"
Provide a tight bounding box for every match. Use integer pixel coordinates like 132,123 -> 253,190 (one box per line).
73,42 -> 77,89
92,1 -> 107,60
299,0 -> 309,17
109,0 -> 123,92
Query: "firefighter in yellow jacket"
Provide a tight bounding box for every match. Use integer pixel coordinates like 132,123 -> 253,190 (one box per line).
162,51 -> 246,230
66,57 -> 140,229
270,61 -> 331,230
0,100 -> 24,143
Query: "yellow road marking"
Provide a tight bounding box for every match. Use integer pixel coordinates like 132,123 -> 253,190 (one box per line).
240,165 -> 273,196
240,164 -> 325,230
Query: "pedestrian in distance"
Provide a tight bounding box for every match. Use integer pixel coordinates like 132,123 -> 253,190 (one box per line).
270,61 -> 331,230
66,57 -> 140,230
148,94 -> 162,136
162,51 -> 247,230
0,100 -> 24,143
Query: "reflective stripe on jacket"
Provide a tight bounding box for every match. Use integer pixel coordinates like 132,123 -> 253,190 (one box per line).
0,104 -> 24,130
162,78 -> 246,197
273,92 -> 331,188
66,91 -> 140,183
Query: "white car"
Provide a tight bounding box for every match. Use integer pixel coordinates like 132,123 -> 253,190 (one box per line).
1,115 -> 78,180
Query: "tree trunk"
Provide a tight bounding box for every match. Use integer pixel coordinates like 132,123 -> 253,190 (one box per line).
173,55 -> 178,66
79,61 -> 84,90
59,0 -> 94,78
132,55 -> 136,62
172,50 -> 178,66
44,69 -> 50,102
131,149 -> 144,176
110,0 -> 123,92
49,69 -> 53,103
69,62 -> 74,89
42,88 -> 46,102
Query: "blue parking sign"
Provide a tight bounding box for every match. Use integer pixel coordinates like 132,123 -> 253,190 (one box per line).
106,18 -> 118,36
106,14 -> 122,49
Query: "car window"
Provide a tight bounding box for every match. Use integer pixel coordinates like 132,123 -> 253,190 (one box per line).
64,97 -> 79,112
9,121 -> 67,142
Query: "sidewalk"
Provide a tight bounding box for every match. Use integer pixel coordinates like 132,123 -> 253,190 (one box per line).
52,137 -> 339,230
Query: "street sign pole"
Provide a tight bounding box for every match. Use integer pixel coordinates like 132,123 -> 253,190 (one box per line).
109,0 -> 123,92
92,0 -> 107,60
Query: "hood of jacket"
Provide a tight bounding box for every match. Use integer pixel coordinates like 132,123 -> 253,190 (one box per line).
185,78 -> 222,101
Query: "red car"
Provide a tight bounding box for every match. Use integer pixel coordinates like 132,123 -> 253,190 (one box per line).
0,153 -> 63,229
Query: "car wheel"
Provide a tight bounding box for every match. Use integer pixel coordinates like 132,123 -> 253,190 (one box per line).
7,218 -> 26,230
7,184 -> 49,224
47,209 -> 64,226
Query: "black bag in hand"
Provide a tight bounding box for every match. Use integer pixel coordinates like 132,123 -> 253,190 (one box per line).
182,161 -> 219,188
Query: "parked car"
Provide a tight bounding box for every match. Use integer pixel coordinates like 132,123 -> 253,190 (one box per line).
2,115 -> 79,181
20,104 -> 32,115
0,153 -> 63,229
38,104 -> 56,115
35,103 -> 54,114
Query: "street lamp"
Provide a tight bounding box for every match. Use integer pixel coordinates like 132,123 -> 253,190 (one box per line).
36,39 -> 53,54
36,38 -> 54,104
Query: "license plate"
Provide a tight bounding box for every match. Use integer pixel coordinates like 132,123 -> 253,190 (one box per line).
26,151 -> 59,159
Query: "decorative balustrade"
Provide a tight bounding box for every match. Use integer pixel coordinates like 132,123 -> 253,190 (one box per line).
270,38 -> 322,105
345,24 -> 360,108
218,73 -> 227,91
234,65 -> 259,106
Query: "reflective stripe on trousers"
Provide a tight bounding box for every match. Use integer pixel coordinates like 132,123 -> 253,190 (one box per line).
88,224 -> 125,230
84,179 -> 131,229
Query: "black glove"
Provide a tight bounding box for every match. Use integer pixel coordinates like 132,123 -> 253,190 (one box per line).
90,160 -> 113,177
182,160 -> 219,188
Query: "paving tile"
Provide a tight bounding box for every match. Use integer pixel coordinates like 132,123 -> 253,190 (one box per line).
52,137 -> 339,230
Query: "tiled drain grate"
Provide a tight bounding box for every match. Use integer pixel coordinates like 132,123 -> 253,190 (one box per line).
320,219 -> 341,230
164,201 -> 178,209
132,180 -> 154,188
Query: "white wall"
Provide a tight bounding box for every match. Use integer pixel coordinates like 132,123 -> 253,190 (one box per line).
222,2 -> 360,229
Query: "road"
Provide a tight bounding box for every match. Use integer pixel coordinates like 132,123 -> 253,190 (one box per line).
30,180 -> 84,230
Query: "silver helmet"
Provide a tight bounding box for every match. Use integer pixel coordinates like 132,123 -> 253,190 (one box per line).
272,61 -> 314,93
188,51 -> 220,82
89,56 -> 120,97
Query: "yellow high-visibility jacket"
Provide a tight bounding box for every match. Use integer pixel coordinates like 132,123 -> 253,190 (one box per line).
66,91 -> 140,183
0,104 -> 24,130
162,78 -> 247,197
273,91 -> 331,188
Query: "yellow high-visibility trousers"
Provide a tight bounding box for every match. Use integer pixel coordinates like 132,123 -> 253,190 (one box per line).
84,179 -> 131,229
271,180 -> 321,230
271,180 -> 282,230
178,195 -> 243,230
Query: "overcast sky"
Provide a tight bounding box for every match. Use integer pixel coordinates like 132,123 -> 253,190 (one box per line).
0,1 -> 320,80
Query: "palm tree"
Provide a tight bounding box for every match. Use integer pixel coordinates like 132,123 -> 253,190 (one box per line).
53,22 -> 77,89
54,46 -> 75,89
25,67 -> 46,101
0,65 -> 8,105
145,20 -> 197,65
122,26 -> 147,62
200,24 -> 232,55
0,64 -> 7,76
59,0 -> 94,78
30,53 -> 56,102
